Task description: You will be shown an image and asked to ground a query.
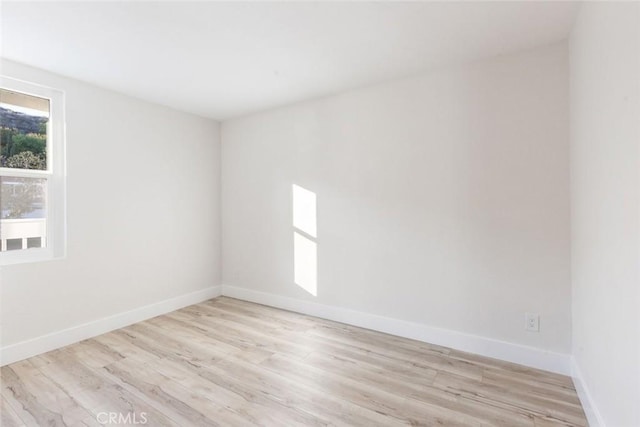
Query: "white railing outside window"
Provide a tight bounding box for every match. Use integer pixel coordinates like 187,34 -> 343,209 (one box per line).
0,218 -> 46,251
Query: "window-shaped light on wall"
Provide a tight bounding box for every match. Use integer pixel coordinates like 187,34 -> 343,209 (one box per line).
292,184 -> 316,238
294,232 -> 317,296
292,184 -> 317,296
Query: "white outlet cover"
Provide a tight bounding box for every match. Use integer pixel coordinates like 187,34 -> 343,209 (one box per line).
525,313 -> 540,332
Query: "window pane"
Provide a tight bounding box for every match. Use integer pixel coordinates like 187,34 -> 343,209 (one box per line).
27,237 -> 42,248
0,89 -> 49,171
0,177 -> 47,251
6,238 -> 22,251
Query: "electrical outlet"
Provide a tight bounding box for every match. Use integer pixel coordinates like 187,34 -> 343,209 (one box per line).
525,313 -> 540,332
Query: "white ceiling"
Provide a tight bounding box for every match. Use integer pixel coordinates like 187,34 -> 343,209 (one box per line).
1,1 -> 579,120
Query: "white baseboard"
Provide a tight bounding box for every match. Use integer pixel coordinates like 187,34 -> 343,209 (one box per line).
571,357 -> 605,427
0,285 -> 222,366
2,283 -> 572,378
221,284 -> 572,376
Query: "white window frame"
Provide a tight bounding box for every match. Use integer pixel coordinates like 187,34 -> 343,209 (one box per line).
0,76 -> 66,265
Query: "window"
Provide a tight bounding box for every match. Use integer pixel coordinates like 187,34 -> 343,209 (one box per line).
0,77 -> 66,264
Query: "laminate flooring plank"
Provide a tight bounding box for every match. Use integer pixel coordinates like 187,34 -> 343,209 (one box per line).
1,394 -> 27,427
33,349 -> 178,426
260,353 -> 485,427
433,372 -> 587,426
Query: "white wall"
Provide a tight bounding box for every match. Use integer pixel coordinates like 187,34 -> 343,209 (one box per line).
569,3 -> 640,426
222,44 -> 571,355
0,60 -> 221,350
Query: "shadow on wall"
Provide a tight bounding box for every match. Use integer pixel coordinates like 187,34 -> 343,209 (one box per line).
292,184 -> 317,296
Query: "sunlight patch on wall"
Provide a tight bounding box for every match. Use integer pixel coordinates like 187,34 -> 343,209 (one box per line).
292,184 -> 317,296
292,184 -> 317,238
294,231 -> 317,296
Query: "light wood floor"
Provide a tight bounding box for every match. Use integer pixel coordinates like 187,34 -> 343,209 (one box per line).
1,297 -> 587,427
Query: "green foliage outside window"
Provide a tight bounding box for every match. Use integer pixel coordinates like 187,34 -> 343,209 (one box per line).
5,151 -> 46,170
9,133 -> 46,157
0,126 -> 47,170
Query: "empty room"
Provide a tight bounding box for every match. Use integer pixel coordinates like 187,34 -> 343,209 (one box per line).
0,1 -> 638,426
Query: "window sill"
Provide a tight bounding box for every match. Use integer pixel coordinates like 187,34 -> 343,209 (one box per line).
0,247 -> 64,266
